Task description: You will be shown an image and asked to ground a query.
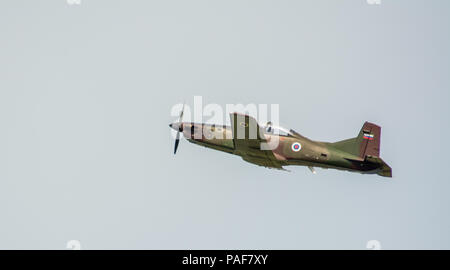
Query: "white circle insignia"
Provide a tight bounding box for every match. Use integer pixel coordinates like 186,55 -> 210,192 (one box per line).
291,142 -> 302,152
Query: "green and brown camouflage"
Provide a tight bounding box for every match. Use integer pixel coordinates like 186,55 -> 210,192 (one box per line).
169,113 -> 392,177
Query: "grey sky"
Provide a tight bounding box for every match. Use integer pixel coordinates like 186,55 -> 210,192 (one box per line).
0,0 -> 449,249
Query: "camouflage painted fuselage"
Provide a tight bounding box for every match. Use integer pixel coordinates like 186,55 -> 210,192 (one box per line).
170,115 -> 392,177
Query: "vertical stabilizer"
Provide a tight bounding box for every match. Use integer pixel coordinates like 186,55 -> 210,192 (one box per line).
357,122 -> 381,158
330,122 -> 381,159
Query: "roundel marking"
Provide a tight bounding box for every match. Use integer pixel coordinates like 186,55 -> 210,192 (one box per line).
291,142 -> 302,152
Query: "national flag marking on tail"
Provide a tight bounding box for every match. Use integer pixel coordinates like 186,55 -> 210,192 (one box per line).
363,133 -> 374,140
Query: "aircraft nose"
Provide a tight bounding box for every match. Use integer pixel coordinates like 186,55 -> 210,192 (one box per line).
169,122 -> 182,131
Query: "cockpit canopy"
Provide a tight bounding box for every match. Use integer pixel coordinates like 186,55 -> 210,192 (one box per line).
264,123 -> 296,137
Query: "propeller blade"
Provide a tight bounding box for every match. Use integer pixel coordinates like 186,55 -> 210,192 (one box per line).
173,102 -> 185,155
174,138 -> 180,154
178,103 -> 185,122
174,130 -> 181,154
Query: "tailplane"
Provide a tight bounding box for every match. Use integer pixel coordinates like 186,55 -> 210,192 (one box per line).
365,156 -> 392,177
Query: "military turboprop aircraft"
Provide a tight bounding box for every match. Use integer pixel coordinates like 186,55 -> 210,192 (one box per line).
169,107 -> 392,177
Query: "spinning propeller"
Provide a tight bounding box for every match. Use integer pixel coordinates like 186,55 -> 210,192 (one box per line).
170,104 -> 184,154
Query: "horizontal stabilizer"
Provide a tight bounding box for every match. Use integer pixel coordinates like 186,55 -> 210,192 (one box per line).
366,156 -> 392,177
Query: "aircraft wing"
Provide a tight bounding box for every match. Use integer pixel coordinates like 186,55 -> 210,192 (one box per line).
230,113 -> 267,149
229,113 -> 284,169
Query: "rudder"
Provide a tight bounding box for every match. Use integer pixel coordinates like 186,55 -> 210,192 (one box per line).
357,122 -> 381,158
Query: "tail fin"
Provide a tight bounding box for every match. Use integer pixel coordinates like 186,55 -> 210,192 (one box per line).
330,122 -> 391,177
331,122 -> 381,159
357,122 -> 381,158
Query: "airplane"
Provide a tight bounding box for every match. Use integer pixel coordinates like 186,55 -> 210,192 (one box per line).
169,107 -> 392,177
